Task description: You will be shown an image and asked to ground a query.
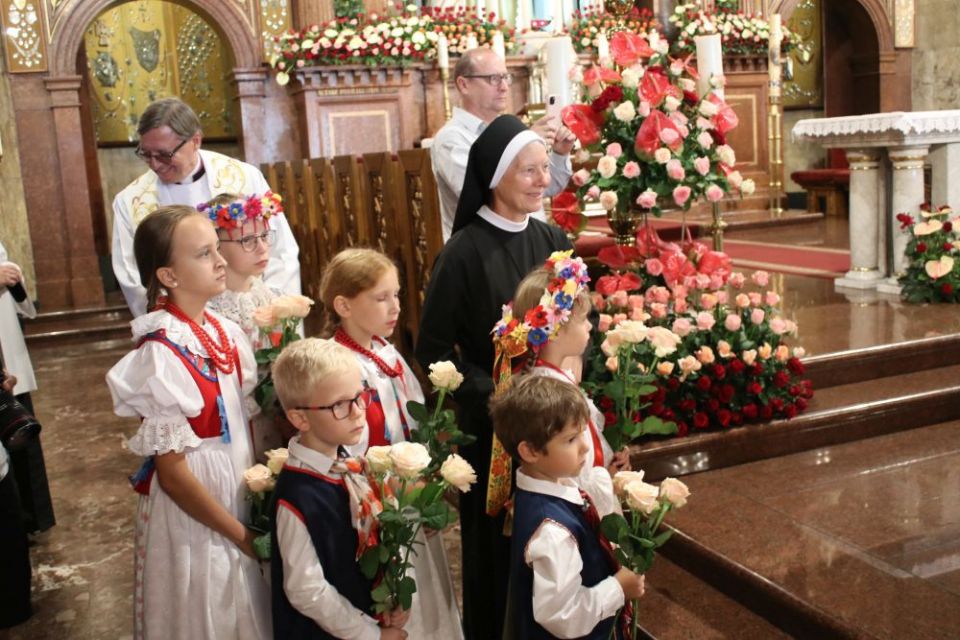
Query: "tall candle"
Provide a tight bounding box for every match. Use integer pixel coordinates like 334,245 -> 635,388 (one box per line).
596,31 -> 610,64
466,33 -> 479,50
768,13 -> 783,98
695,33 -> 724,99
517,0 -> 529,33
544,35 -> 576,107
553,0 -> 564,32
476,0 -> 486,21
492,31 -> 506,59
438,34 -> 450,69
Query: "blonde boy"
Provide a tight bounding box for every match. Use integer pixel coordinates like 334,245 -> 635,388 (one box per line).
270,338 -> 407,640
491,376 -> 645,640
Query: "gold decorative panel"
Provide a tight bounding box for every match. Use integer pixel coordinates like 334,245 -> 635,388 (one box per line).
784,0 -> 823,109
894,0 -> 914,48
1,0 -> 48,72
259,0 -> 291,61
83,1 -> 236,144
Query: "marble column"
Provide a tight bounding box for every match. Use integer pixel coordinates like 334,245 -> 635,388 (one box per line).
930,143 -> 960,210
878,146 -> 929,295
230,67 -> 270,168
835,149 -> 884,290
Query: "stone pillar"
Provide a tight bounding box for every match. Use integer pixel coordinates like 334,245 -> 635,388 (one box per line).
291,0 -> 333,27
878,145 -> 929,295
231,67 -> 270,168
930,143 -> 960,210
43,76 -> 105,308
835,149 -> 883,290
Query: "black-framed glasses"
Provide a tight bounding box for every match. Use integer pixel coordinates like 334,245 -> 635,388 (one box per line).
463,73 -> 513,86
294,389 -> 371,420
135,137 -> 190,164
220,229 -> 276,252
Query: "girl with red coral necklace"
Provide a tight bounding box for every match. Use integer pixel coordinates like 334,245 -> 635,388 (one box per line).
319,247 -> 464,639
106,206 -> 269,640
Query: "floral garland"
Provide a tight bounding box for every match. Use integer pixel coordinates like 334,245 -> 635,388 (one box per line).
198,192 -> 283,231
565,7 -> 658,54
897,205 -> 960,303
668,1 -> 809,58
268,6 -> 516,85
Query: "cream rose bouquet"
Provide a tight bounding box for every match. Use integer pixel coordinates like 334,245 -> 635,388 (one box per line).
406,361 -> 476,476
602,471 -> 691,640
252,294 -> 315,414
243,447 -> 289,560
359,443 -> 476,613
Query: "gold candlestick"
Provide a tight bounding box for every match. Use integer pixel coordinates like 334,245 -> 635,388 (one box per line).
768,95 -> 784,217
710,202 -> 727,251
441,66 -> 452,121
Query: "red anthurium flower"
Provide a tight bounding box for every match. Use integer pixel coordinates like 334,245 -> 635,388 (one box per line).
696,250 -> 732,277
709,93 -> 739,135
595,272 -> 643,296
597,244 -> 642,270
660,251 -> 697,289
599,67 -> 622,83
638,66 -> 680,107
582,65 -> 622,89
550,191 -> 583,233
669,53 -> 699,80
562,104 -> 603,147
634,110 -> 684,157
609,31 -> 653,68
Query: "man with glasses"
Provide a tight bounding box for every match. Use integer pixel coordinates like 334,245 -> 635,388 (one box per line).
431,48 -> 577,242
112,97 -> 300,316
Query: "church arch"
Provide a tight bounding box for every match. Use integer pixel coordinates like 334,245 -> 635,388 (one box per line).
780,0 -> 894,53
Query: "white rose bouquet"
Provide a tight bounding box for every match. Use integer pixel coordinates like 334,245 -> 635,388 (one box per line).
359,443 -> 477,614
406,361 -> 475,477
602,471 -> 691,639
252,294 -> 315,414
243,447 -> 289,560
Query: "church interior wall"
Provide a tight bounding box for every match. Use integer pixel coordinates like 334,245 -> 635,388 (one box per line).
911,0 -> 960,110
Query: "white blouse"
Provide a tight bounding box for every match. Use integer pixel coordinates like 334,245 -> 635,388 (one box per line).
206,277 -> 279,351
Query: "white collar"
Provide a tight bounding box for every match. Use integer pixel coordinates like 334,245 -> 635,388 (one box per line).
516,468 -> 584,506
130,308 -> 235,358
452,107 -> 488,135
287,435 -> 340,476
478,205 -> 529,233
173,154 -> 205,185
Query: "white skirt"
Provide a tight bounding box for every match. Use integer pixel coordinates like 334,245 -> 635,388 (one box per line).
134,438 -> 271,640
407,529 -> 465,639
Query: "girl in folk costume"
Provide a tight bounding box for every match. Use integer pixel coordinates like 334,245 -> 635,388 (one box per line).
491,251 -> 632,515
105,206 -> 270,639
319,247 -> 464,639
203,192 -> 288,456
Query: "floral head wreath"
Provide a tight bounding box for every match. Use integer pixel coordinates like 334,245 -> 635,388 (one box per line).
198,191 -> 283,231
491,250 -> 591,390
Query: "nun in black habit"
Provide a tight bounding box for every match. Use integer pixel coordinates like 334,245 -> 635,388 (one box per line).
416,114 -> 573,640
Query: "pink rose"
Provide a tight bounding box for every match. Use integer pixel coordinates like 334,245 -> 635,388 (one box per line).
694,157 -> 711,176
748,292 -> 762,306
622,161 -> 641,179
728,272 -> 745,289
606,356 -> 619,372
649,302 -> 667,318
697,131 -> 714,149
673,185 -> 692,207
769,317 -> 787,335
666,159 -> 685,181
636,189 -> 658,209
627,294 -> 645,309
672,317 -> 693,337
645,258 -> 664,276
630,307 -> 649,321
696,311 -> 715,331
612,313 -> 627,325
610,290 -> 629,307
660,128 -> 680,146
706,184 -> 724,202
716,291 -> 729,304
572,169 -> 591,187
700,293 -> 718,309
735,293 -> 751,308
606,142 -> 623,158
647,286 -> 670,304
673,297 -> 688,313
765,291 -> 781,306
775,345 -> 790,362
751,270 -> 770,286
724,314 -> 741,331
638,100 -> 651,117
750,308 -> 765,325
592,292 -> 606,311
587,186 -> 601,199
598,314 -> 613,332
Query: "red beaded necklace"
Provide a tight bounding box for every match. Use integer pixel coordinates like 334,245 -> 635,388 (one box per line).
163,302 -> 235,374
334,328 -> 403,378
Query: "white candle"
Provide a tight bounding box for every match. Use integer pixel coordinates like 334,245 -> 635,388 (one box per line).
492,31 -> 506,59
438,34 -> 450,69
596,31 -> 610,64
466,33 -> 479,50
695,33 -> 724,99
768,13 -> 783,98
553,0 -> 564,32
544,35 -> 576,107
517,0 -> 529,32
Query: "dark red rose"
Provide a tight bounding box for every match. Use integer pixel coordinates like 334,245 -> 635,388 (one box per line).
675,421 -> 689,437
697,376 -> 712,391
599,396 -> 614,411
649,402 -> 663,416
760,404 -> 773,420
713,364 -> 726,380
916,242 -> 928,253
774,371 -> 790,388
945,243 -> 955,253
787,357 -> 805,375
729,359 -> 745,374
656,386 -> 667,402
783,403 -> 798,419
742,403 -> 758,419
896,212 -> 915,229
604,411 -> 617,425
716,409 -> 732,427
678,399 -> 696,413
719,384 -> 735,403
661,409 -> 676,422
693,412 -> 709,429
796,397 -> 808,411
666,377 -> 681,391
709,128 -> 727,147
945,221 -> 954,232
789,385 -> 802,397
750,363 -> 764,376
943,283 -> 955,296
731,412 -> 744,426
771,397 -> 784,411
707,398 -> 720,412
746,381 -> 763,395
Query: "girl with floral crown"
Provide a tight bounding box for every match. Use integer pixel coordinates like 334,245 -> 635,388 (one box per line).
318,247 -> 464,639
491,250 -> 632,516
105,206 -> 270,639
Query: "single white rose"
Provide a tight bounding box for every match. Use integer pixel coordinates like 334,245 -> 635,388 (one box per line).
613,470 -> 645,496
623,479 -> 661,515
599,190 -> 619,211
698,100 -> 719,117
654,148 -> 672,164
645,326 -> 682,357
664,95 -> 681,112
264,448 -> 289,475
740,178 -> 756,196
717,144 -> 736,167
440,454 -> 477,493
658,477 -> 690,507
243,464 -> 275,493
389,442 -> 432,479
613,100 -> 637,123
272,294 -> 315,319
597,155 -> 618,179
366,445 -> 394,474
621,67 -> 641,88
609,319 -> 648,345
428,361 -> 464,391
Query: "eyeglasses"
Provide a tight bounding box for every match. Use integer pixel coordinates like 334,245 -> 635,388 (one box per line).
294,389 -> 371,420
220,229 -> 276,252
134,137 -> 190,164
463,73 -> 513,86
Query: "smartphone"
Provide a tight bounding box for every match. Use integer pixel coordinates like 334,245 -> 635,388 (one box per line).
546,94 -> 562,122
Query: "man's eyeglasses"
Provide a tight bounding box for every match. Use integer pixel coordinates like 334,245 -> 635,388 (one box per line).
463,73 -> 513,86
220,229 -> 277,252
294,389 -> 371,420
135,137 -> 190,164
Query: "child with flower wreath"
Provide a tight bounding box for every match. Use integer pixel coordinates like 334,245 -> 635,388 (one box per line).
489,251 -> 632,518
200,191 -> 300,458
318,247 -> 464,639
106,205 -> 270,639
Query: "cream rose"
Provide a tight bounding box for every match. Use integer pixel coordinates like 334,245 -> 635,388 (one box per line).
428,361 -> 463,391
252,305 -> 278,329
742,349 -> 757,365
740,178 -> 756,196
388,442 -> 432,479
621,67 -> 641,88
366,445 -> 394,474
440,454 -> 477,493
597,155 -> 618,179
758,342 -> 773,360
243,464 -> 275,493
264,448 -> 289,475
646,326 -> 682,358
599,191 -> 619,211
717,144 -> 736,167
654,148 -> 672,164
272,294 -> 315,319
677,355 -> 701,378
613,100 -> 637,123
656,361 -> 675,376
658,477 -> 690,508
612,470 -> 645,496
623,479 -> 661,515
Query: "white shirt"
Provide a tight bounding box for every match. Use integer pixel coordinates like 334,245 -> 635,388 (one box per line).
111,149 -> 301,317
517,469 -> 625,639
275,437 -> 381,640
0,240 -> 37,396
430,107 -> 574,241
0,442 -> 8,481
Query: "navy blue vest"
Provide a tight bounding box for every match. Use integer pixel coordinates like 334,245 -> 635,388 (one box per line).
271,465 -> 375,639
508,488 -> 622,640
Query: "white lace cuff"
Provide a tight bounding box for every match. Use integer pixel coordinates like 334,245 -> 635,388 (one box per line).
127,416 -> 203,456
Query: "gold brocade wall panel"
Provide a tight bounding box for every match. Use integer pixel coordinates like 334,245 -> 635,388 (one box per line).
784,0 -> 823,109
82,1 -> 237,144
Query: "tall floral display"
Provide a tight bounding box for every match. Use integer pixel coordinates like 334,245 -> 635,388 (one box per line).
559,29 -> 755,245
